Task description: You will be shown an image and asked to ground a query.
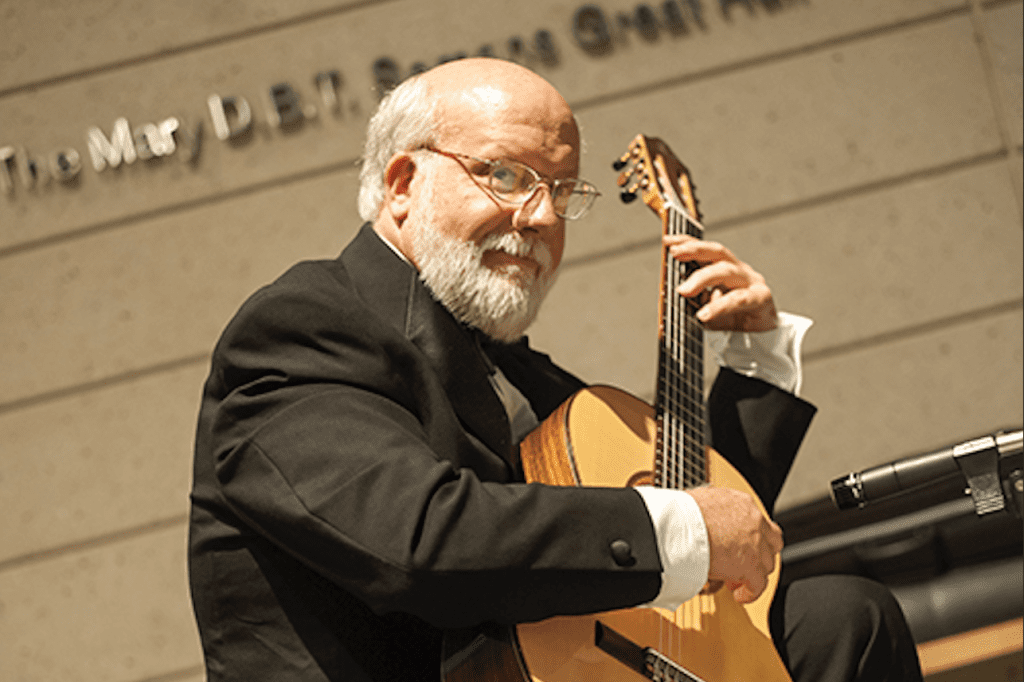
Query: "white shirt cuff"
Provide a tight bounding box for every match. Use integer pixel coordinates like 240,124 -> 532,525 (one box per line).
634,486 -> 710,611
706,311 -> 812,396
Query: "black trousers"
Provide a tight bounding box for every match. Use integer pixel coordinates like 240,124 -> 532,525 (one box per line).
771,575 -> 924,682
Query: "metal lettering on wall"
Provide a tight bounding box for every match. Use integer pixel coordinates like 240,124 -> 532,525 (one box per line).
0,0 -> 797,200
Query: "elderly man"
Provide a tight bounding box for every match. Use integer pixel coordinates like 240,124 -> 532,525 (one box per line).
188,58 -> 921,681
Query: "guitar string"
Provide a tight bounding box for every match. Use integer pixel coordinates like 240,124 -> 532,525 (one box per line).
659,207 -> 706,491
682,207 -> 704,488
659,205 -> 707,656
656,207 -> 674,656
680,208 -> 705,651
673,209 -> 690,651
656,205 -> 675,656
663,212 -> 685,490
665,215 -> 681,657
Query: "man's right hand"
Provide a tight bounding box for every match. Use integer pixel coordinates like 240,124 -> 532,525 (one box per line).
687,486 -> 784,604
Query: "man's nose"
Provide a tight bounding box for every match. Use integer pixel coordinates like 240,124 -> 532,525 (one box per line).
514,183 -> 561,230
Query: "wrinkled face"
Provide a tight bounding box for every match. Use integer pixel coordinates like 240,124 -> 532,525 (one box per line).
411,165 -> 559,342
408,80 -> 579,286
401,75 -> 580,340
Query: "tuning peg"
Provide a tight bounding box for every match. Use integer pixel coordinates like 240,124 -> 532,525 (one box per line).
620,190 -> 638,203
612,158 -> 628,171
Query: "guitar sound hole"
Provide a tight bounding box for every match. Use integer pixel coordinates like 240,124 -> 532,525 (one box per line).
626,470 -> 654,487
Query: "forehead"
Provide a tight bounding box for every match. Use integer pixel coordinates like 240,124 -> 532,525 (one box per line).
436,84 -> 580,176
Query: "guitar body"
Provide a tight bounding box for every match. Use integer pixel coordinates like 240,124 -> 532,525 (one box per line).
512,385 -> 791,682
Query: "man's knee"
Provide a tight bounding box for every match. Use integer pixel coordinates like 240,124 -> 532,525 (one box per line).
774,575 -> 923,682
807,574 -> 901,631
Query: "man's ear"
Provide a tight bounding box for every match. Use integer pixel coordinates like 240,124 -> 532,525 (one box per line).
382,153 -> 417,227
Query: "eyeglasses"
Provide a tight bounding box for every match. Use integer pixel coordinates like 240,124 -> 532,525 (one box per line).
422,147 -> 600,220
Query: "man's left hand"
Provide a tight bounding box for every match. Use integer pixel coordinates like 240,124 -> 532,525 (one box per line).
664,235 -> 778,333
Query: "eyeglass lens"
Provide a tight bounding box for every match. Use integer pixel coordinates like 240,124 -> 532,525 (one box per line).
486,160 -> 594,218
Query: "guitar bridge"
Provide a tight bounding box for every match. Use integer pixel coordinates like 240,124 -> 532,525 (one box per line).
594,621 -> 708,682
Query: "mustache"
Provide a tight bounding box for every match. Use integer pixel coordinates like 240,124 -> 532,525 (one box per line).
478,231 -> 554,274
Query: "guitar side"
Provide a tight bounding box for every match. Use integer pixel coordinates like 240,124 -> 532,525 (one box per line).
513,385 -> 792,682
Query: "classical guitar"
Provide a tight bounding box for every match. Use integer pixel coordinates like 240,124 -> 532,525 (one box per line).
443,136 -> 791,682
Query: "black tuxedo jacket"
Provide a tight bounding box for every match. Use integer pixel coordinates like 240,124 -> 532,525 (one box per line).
188,224 -> 816,681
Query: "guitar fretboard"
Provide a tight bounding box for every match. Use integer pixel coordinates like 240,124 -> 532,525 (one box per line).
654,205 -> 706,491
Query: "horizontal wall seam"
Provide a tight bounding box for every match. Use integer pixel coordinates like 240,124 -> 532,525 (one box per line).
0,298 -> 1020,434
570,4 -> 972,113
707,149 -> 1016,234
981,0 -> 1022,10
133,665 -> 205,682
0,0 -> 399,101
0,157 -> 360,259
0,3 -> 971,104
0,514 -> 187,573
0,352 -> 209,416
803,297 -> 1024,365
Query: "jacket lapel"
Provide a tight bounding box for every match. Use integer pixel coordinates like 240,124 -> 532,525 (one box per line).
340,225 -> 513,462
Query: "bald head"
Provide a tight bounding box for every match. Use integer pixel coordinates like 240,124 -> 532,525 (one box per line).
358,59 -> 580,223
361,58 -> 580,341
420,59 -> 579,157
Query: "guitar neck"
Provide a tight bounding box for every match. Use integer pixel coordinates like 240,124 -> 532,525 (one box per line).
654,204 -> 706,490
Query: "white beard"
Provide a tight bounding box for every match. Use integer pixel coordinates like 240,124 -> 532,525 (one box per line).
413,214 -> 557,343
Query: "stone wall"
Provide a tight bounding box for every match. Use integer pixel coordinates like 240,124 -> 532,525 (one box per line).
1,1 -> 1020,679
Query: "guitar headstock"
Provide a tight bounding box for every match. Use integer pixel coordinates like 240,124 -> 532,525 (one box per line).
613,134 -> 701,226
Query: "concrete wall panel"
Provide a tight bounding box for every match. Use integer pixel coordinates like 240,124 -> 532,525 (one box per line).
532,245 -> 664,398
539,0 -> 968,105
0,525 -> 200,682
0,363 -> 204,563
0,0 -> 388,93
703,160 -> 1023,353
571,14 -> 1003,260
779,307 -> 1024,508
981,1 -> 1023,147
1,170 -> 357,405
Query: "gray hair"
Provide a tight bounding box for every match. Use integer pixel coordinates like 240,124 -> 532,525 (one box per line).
357,75 -> 438,222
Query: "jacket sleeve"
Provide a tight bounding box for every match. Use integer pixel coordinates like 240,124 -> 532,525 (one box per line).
708,367 -> 817,513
